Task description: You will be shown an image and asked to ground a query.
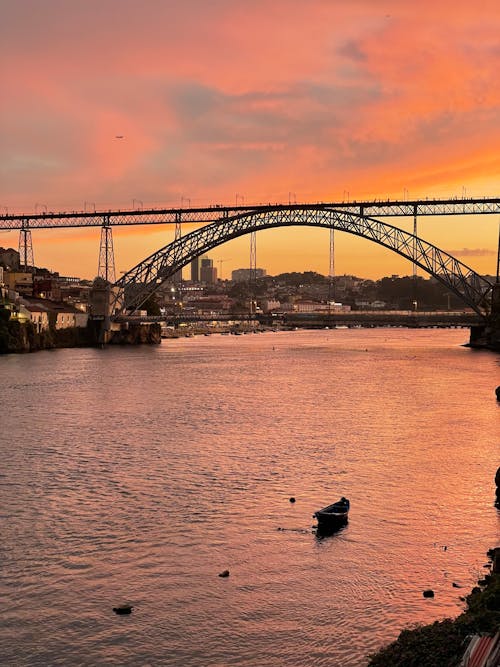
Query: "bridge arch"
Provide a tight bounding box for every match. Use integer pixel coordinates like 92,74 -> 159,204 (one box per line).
113,207 -> 493,317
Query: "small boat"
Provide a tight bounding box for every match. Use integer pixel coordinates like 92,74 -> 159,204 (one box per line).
313,497 -> 350,527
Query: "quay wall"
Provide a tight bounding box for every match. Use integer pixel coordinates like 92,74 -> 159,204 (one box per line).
0,319 -> 161,354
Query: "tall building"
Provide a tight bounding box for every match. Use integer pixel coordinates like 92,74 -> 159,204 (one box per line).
190,257 -> 200,282
200,257 -> 217,284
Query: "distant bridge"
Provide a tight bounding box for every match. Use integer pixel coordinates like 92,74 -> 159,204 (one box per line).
1,197 -> 498,320
108,205 -> 495,318
121,310 -> 482,329
280,310 -> 483,329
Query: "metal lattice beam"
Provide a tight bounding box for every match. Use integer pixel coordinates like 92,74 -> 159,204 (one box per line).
97,222 -> 116,283
1,197 -> 500,230
18,224 -> 34,271
112,208 -> 494,317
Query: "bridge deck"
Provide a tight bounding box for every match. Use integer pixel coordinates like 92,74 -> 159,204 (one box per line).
1,197 -> 500,230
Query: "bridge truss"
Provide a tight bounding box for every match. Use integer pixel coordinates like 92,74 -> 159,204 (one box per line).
111,207 -> 494,318
1,198 -> 497,318
1,197 -> 500,230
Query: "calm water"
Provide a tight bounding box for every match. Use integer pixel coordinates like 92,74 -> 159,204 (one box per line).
1,329 -> 499,666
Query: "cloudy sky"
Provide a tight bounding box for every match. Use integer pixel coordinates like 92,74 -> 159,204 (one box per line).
1,0 -> 499,279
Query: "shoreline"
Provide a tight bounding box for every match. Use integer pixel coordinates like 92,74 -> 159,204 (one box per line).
2,323 -> 499,356
367,547 -> 500,666
0,320 -> 162,354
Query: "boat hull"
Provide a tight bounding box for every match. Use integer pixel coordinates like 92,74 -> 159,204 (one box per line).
313,498 -> 350,527
314,511 -> 348,526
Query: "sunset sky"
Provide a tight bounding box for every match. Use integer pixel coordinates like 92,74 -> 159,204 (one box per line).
1,0 -> 499,280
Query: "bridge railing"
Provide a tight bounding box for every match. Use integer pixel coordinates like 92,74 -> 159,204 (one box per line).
1,197 -> 500,229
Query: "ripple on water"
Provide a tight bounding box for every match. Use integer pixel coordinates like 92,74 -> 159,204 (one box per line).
0,329 -> 498,666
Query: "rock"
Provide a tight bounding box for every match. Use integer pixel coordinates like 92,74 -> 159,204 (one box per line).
496,386 -> 500,401
423,589 -> 434,598
452,582 -> 461,588
495,466 -> 500,488
488,547 -> 500,573
487,547 -> 500,559
113,605 -> 133,615
289,497 -> 296,503
218,570 -> 230,578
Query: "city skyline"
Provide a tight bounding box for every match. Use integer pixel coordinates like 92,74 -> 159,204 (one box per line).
1,1 -> 499,279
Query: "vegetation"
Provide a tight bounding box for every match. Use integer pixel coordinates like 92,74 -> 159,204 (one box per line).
224,272 -> 467,310
0,305 -> 94,354
0,307 -> 32,353
368,567 -> 500,667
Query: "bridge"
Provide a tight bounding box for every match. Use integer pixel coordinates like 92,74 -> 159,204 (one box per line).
1,197 -> 499,335
123,310 -> 482,329
2,197 -> 500,230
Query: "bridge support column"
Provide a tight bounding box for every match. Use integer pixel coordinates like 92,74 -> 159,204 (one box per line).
249,231 -> 257,315
18,221 -> 34,271
468,283 -> 500,351
412,206 -> 419,311
328,227 -> 335,307
491,282 -> 500,317
98,218 -> 116,283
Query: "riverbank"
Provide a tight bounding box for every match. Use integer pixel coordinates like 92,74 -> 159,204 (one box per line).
367,548 -> 500,667
0,318 -> 94,353
0,319 -> 161,353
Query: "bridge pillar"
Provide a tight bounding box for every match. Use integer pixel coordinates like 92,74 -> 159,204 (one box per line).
88,278 -> 124,343
468,283 -> 500,351
98,219 -> 116,283
491,282 -> 500,317
18,221 -> 34,271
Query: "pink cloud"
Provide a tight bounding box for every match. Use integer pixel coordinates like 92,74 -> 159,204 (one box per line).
1,0 -> 499,278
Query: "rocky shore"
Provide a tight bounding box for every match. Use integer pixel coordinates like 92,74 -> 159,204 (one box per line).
0,318 -> 93,353
367,549 -> 500,666
368,467 -> 500,666
0,318 -> 161,354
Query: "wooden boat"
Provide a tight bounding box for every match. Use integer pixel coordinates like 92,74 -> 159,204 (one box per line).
313,497 -> 350,526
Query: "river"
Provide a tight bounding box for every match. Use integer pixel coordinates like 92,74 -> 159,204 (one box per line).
1,328 -> 499,666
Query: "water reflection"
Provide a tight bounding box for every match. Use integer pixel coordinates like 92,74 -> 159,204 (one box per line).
0,329 -> 498,667
314,521 -> 349,540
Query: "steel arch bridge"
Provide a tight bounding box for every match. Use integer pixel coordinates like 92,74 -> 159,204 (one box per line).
112,206 -> 494,318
